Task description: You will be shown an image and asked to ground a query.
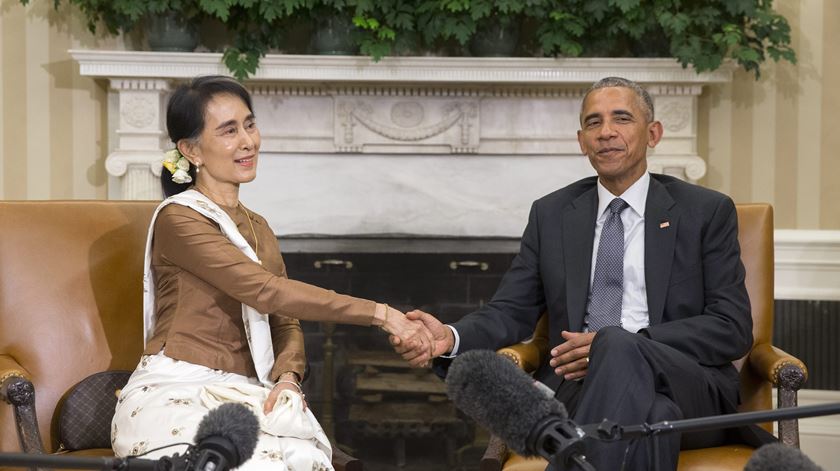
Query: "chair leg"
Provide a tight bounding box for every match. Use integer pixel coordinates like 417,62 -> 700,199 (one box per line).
776,363 -> 807,448
445,436 -> 457,467
1,375 -> 50,471
480,435 -> 506,471
1,376 -> 46,454
394,437 -> 406,468
330,441 -> 363,471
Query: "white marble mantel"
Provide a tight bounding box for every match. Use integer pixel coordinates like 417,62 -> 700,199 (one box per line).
71,50 -> 732,237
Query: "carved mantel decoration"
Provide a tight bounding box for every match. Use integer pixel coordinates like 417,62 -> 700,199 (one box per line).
71,51 -> 732,237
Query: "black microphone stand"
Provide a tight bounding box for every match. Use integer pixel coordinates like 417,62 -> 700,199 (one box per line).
585,402 -> 840,471
0,451 -> 185,471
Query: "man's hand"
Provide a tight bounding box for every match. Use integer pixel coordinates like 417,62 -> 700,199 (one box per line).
381,306 -> 435,362
549,330 -> 595,380
390,310 -> 454,368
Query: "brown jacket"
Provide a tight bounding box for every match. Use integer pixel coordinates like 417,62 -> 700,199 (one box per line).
144,203 -> 376,381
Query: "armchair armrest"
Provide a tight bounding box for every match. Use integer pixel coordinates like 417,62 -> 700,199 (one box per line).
496,313 -> 551,373
747,343 -> 808,447
497,342 -> 546,374
0,354 -> 47,454
484,316 -> 550,470
748,343 -> 808,393
485,346 -> 537,470
0,354 -> 32,383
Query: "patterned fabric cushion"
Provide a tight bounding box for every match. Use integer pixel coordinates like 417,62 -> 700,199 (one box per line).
58,370 -> 132,451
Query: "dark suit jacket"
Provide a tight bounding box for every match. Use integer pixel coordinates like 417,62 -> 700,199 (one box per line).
437,174 -> 753,395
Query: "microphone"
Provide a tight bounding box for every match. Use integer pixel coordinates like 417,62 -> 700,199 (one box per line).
446,350 -> 592,470
190,403 -> 260,471
0,404 -> 259,471
743,443 -> 822,471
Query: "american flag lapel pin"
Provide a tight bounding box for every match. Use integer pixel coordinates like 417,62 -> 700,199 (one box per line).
659,220 -> 670,229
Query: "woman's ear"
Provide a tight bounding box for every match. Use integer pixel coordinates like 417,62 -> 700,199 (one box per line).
177,139 -> 201,167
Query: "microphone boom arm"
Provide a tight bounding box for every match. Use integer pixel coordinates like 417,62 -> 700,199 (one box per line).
592,402 -> 840,442
0,452 -> 176,470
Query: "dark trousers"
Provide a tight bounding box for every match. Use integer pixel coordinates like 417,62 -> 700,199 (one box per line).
547,327 -> 737,471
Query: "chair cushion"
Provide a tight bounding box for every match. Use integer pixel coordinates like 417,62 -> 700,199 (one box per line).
58,370 -> 132,451
677,445 -> 754,470
61,448 -> 114,457
502,453 -> 548,471
502,445 -> 755,471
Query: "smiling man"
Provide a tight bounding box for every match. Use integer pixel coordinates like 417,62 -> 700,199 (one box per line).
394,77 -> 775,469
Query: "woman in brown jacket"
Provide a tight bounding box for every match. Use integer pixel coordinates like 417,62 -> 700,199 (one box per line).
111,76 -> 430,471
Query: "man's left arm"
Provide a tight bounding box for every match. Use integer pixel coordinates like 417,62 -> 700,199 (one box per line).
641,197 -> 753,366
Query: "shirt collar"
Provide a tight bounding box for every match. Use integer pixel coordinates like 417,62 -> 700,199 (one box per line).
596,172 -> 650,220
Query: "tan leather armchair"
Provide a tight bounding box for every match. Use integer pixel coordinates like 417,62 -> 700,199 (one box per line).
0,201 -> 360,470
480,204 -> 808,471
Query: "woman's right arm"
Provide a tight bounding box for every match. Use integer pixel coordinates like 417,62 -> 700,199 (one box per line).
154,204 -> 432,356
156,206 -> 376,324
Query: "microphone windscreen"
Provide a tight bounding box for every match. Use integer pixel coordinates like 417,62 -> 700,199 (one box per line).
194,403 -> 260,466
446,349 -> 567,455
744,443 -> 822,471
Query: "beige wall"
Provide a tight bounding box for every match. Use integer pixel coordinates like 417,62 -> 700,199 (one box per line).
2,1 -> 838,228
0,1 -> 124,200
699,0 -> 839,229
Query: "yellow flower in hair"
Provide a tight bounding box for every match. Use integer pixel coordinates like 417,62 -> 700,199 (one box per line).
162,149 -> 192,184
162,149 -> 180,173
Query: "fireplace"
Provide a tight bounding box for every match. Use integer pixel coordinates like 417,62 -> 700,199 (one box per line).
282,245 -> 516,470
69,50 -> 733,469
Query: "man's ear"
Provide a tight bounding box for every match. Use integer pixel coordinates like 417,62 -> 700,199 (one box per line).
647,121 -> 664,148
577,129 -> 586,155
177,139 -> 201,167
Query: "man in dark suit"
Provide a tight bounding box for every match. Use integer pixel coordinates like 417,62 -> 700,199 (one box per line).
392,77 -> 770,469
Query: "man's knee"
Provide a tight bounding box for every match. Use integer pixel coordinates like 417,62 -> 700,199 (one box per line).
649,392 -> 684,422
590,326 -> 644,361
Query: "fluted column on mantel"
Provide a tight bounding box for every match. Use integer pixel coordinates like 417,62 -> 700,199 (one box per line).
647,84 -> 706,182
104,79 -> 170,200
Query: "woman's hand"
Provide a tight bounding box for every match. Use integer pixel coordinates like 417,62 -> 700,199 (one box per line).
263,373 -> 307,414
390,310 -> 454,367
380,306 -> 434,361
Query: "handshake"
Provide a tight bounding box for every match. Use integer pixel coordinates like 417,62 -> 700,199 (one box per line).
379,308 -> 455,368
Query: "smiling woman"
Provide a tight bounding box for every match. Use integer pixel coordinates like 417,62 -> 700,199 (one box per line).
179,92 -> 261,206
111,76 -> 437,470
159,77 -> 259,199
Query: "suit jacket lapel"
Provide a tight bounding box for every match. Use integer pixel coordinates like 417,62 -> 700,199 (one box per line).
563,188 -> 598,332
645,177 -> 677,326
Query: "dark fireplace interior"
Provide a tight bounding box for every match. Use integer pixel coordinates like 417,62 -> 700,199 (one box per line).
283,247 -> 517,471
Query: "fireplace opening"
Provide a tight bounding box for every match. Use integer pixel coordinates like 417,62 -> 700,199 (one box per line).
284,249 -> 518,471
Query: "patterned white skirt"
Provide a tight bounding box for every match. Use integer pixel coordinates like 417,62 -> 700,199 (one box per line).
112,353 -> 333,471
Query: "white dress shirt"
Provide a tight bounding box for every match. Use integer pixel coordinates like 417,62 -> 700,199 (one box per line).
587,172 -> 650,333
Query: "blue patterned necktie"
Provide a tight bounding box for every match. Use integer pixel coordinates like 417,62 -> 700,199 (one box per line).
587,197 -> 630,332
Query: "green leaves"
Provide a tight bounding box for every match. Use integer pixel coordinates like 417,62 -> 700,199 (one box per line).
658,11 -> 691,35
198,0 -> 232,20
23,0 -> 796,80
223,46 -> 261,80
612,0 -> 640,14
